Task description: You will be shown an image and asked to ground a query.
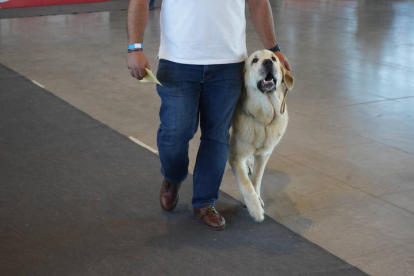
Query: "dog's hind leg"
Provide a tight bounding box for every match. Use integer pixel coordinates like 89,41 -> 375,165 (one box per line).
251,153 -> 271,208
230,158 -> 265,222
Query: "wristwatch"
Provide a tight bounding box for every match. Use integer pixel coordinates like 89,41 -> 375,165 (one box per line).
268,44 -> 281,52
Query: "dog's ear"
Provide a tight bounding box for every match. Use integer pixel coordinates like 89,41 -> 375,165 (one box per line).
281,65 -> 294,91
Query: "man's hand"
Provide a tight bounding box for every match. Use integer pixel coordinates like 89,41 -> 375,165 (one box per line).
127,51 -> 151,80
247,0 -> 292,71
274,51 -> 291,71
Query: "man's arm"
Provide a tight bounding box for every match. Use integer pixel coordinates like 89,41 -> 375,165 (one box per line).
126,0 -> 151,80
247,0 -> 291,71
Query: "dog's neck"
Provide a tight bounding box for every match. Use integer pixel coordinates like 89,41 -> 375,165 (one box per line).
242,86 -> 285,125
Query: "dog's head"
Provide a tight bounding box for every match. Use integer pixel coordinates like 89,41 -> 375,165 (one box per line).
244,50 -> 294,94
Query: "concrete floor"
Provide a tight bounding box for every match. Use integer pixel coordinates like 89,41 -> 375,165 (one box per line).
1,0 -> 413,275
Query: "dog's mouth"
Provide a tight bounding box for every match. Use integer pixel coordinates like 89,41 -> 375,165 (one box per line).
257,71 -> 276,93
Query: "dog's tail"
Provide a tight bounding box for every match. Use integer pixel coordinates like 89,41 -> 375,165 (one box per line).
246,156 -> 254,176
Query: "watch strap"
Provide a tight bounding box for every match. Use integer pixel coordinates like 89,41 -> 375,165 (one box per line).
268,44 -> 281,52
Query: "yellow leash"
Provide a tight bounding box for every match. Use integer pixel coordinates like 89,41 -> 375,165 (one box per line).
280,87 -> 289,115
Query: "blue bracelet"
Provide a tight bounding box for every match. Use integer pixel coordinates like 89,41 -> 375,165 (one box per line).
128,43 -> 143,50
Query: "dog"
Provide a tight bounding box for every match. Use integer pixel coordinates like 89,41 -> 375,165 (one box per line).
229,50 -> 294,222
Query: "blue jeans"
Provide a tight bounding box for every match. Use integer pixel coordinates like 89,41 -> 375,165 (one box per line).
156,59 -> 244,209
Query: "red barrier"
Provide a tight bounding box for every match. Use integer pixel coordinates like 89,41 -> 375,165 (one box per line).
0,0 -> 110,9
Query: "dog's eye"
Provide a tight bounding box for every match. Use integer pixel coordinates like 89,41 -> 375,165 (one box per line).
252,58 -> 259,63
271,56 -> 276,61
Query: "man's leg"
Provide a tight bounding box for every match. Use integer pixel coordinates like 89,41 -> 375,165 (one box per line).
192,62 -> 245,209
156,59 -> 202,186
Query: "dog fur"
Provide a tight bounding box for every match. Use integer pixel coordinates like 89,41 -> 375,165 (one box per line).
229,50 -> 294,222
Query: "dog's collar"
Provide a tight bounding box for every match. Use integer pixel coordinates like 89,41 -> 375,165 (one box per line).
246,110 -> 255,120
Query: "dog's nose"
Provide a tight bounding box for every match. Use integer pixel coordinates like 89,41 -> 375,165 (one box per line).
262,59 -> 273,69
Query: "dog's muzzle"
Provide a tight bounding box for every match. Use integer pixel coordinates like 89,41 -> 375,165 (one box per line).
257,59 -> 276,93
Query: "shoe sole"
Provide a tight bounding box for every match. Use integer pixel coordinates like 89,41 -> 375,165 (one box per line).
205,223 -> 226,231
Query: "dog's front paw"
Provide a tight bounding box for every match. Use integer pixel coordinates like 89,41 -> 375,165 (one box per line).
249,204 -> 265,222
245,196 -> 265,222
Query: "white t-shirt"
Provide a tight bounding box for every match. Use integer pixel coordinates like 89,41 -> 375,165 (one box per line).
158,0 -> 247,65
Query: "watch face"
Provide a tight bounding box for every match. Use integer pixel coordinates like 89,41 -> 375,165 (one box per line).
269,45 -> 281,52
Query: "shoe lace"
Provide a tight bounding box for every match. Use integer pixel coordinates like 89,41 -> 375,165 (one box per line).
204,206 -> 217,214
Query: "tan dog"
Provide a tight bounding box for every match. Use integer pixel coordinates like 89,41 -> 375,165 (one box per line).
229,50 -> 294,222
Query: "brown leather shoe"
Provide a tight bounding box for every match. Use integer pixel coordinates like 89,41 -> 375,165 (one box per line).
193,206 -> 226,231
159,179 -> 181,211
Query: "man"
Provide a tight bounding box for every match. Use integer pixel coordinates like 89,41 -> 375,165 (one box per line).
126,0 -> 291,230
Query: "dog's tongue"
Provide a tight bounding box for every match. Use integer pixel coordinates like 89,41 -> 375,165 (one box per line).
262,79 -> 274,85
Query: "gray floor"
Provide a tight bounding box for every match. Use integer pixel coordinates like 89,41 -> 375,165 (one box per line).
0,64 -> 368,276
0,0 -> 414,275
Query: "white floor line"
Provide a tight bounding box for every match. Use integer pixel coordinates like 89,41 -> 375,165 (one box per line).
31,80 -> 45,88
128,136 -> 158,155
